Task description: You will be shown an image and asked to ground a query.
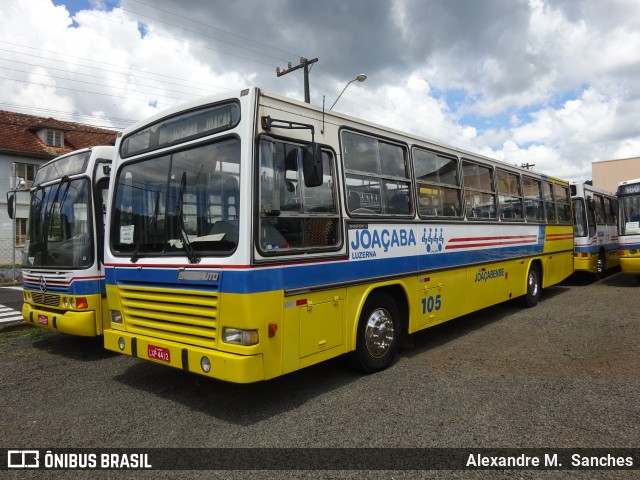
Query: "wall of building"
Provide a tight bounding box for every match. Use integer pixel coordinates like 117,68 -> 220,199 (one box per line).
0,153 -> 46,264
592,157 -> 640,193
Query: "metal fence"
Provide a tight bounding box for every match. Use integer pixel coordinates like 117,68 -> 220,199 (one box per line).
0,238 -> 23,283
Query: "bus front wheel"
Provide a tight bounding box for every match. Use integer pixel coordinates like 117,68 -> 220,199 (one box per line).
349,292 -> 401,373
520,263 -> 541,308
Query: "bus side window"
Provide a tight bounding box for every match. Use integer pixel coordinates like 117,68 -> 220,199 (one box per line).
523,176 -> 544,222
554,183 -> 571,223
496,169 -> 523,220
543,181 -> 556,223
342,130 -> 411,217
412,148 -> 462,219
462,160 -> 496,219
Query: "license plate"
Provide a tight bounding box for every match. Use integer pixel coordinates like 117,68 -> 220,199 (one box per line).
37,314 -> 48,325
147,344 -> 170,363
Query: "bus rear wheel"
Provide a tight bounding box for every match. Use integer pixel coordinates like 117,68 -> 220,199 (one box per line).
520,263 -> 541,308
349,292 -> 401,373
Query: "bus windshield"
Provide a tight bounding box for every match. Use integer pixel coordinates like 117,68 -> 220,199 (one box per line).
572,198 -> 587,237
26,178 -> 94,268
619,195 -> 640,235
110,138 -> 240,260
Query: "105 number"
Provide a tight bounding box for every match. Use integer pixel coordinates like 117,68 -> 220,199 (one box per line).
421,294 -> 442,314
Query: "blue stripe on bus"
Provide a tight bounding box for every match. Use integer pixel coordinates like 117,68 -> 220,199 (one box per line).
23,278 -> 105,295
574,243 -> 619,253
105,243 -> 544,294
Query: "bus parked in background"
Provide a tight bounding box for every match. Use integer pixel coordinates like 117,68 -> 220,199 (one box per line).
570,182 -> 619,277
17,147 -> 114,336
103,88 -> 574,383
616,178 -> 640,283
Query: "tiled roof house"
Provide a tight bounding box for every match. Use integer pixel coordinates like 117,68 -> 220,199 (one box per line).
0,110 -> 118,158
0,110 -> 119,263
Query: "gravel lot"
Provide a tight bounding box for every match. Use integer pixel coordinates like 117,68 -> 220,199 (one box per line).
0,271 -> 638,479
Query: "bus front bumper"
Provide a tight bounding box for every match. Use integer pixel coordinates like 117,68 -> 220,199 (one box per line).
620,257 -> 640,275
103,329 -> 265,383
23,303 -> 98,336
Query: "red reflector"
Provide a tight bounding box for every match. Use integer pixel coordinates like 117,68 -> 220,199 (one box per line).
296,299 -> 308,306
268,323 -> 278,337
581,252 -> 589,258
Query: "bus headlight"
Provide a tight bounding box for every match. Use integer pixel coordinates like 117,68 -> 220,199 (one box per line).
222,327 -> 259,346
110,310 -> 123,324
200,356 -> 211,373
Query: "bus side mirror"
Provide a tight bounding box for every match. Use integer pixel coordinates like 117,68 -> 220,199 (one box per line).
6,193 -> 15,219
586,197 -> 595,211
610,199 -> 618,215
303,143 -> 323,187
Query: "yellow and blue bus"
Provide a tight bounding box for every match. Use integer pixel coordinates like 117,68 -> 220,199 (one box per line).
103,88 -> 574,382
570,182 -> 619,276
616,178 -> 640,282
19,147 -> 114,336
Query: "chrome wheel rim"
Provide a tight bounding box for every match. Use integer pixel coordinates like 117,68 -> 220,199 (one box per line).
528,271 -> 538,297
364,308 -> 395,358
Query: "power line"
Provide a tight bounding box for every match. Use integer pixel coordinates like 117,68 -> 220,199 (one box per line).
0,41 -> 228,92
0,53 -> 222,96
0,102 -> 136,128
0,76 -> 184,106
0,66 -> 202,102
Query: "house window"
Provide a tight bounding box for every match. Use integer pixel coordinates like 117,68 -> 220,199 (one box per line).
15,218 -> 27,247
14,163 -> 38,188
46,129 -> 63,147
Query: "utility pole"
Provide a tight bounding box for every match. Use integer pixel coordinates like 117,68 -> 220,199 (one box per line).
276,57 -> 318,103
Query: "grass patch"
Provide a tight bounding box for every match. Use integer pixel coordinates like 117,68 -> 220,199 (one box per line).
0,325 -> 47,344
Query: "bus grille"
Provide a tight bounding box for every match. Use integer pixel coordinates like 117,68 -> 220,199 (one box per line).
119,286 -> 218,348
31,292 -> 61,307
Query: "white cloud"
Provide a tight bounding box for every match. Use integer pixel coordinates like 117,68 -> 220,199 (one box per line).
1,0 -> 640,185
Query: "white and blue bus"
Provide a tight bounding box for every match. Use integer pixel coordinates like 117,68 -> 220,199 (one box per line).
18,146 -> 114,336
616,178 -> 640,283
570,182 -> 619,277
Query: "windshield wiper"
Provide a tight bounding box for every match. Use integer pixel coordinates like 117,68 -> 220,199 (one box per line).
176,171 -> 200,264
130,190 -> 160,263
42,176 -> 70,263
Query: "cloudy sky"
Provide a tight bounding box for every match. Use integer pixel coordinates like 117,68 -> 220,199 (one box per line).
2,0 -> 640,183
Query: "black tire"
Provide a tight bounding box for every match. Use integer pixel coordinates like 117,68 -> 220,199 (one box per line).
349,292 -> 401,374
520,263 -> 541,308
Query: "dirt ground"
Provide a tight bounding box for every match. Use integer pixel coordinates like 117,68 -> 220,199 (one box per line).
0,271 -> 638,479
